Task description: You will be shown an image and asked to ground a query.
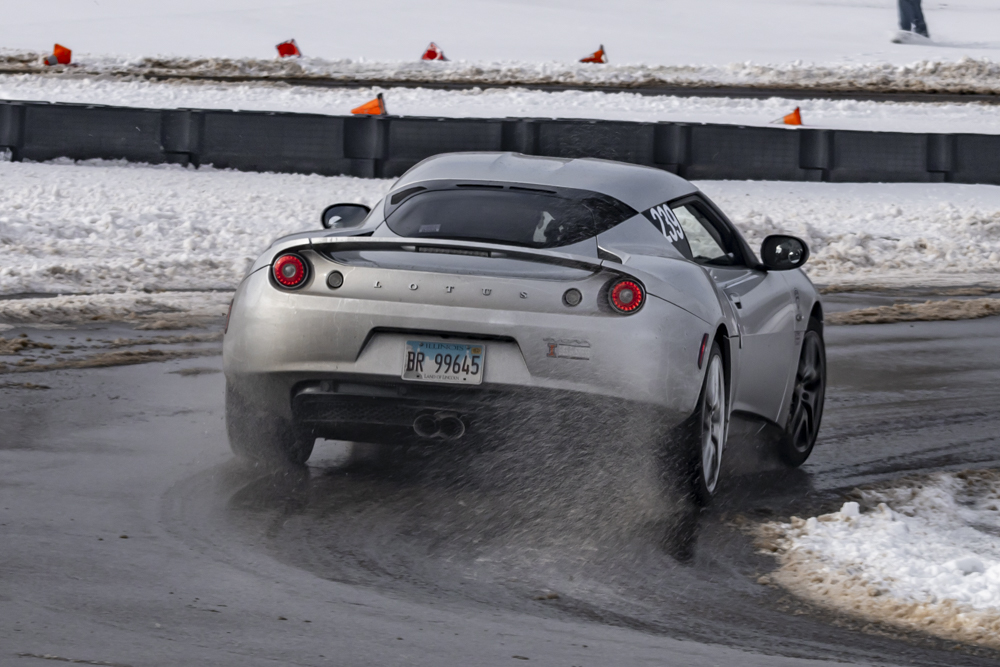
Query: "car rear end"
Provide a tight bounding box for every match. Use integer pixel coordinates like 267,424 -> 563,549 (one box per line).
224,237 -> 709,447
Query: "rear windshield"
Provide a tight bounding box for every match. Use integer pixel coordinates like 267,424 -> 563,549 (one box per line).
384,185 -> 637,249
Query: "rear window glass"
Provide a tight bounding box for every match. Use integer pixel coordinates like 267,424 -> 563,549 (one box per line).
384,186 -> 636,249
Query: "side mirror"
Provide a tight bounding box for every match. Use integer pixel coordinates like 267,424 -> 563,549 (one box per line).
321,203 -> 370,230
760,235 -> 809,271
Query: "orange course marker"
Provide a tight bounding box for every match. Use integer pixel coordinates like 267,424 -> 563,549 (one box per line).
276,39 -> 301,58
421,42 -> 447,61
54,44 -> 72,64
782,107 -> 803,126
44,43 -> 72,66
351,93 -> 387,116
580,44 -> 607,64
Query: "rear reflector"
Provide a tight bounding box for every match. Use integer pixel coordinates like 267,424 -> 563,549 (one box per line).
326,270 -> 344,289
272,253 -> 309,289
609,279 -> 644,314
698,333 -> 710,369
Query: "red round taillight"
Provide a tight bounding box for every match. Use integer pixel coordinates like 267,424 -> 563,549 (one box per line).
609,279 -> 644,314
272,253 -> 309,289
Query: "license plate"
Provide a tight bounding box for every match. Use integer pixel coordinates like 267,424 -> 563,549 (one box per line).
402,340 -> 485,385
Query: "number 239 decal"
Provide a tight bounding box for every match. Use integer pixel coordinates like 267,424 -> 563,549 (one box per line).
647,204 -> 684,242
642,202 -> 691,257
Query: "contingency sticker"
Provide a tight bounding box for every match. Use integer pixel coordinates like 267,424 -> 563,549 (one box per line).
642,202 -> 693,258
545,339 -> 591,360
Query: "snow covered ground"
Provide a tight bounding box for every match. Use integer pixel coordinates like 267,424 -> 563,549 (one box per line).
5,75 -> 1000,135
1,159 -> 998,326
0,160 -> 387,328
2,1 -> 1000,93
3,0 -> 999,70
0,291 -> 232,330
4,52 -> 1000,96
758,471 -> 1000,650
700,180 -> 1000,290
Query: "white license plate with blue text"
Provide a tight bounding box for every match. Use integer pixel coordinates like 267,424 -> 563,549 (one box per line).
402,340 -> 485,385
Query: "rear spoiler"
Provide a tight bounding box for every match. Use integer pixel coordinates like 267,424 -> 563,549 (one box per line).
309,236 -> 633,277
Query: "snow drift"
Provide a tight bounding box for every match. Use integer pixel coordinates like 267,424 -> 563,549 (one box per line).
4,50 -> 1000,96
758,471 -> 1000,650
827,298 -> 1000,325
6,74 -> 1000,135
1,160 -> 998,326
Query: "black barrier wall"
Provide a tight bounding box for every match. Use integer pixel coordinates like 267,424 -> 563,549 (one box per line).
1,99 -> 998,184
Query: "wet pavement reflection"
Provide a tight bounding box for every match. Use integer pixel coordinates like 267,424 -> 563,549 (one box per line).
213,317 -> 1000,663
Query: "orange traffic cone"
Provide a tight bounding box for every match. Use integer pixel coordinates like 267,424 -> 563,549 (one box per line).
777,107 -> 803,126
276,39 -> 301,58
421,42 -> 448,61
580,44 -> 607,64
351,93 -> 387,116
43,43 -> 72,66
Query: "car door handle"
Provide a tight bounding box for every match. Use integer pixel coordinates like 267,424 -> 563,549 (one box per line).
726,292 -> 743,309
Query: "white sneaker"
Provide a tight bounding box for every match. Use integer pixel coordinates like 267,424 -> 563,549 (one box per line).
891,30 -> 932,44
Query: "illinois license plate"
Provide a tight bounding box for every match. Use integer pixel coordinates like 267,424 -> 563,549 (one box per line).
402,340 -> 485,385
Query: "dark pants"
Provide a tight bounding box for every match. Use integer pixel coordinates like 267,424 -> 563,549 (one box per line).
899,0 -> 928,37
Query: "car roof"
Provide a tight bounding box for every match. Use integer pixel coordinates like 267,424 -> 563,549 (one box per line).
392,152 -> 698,212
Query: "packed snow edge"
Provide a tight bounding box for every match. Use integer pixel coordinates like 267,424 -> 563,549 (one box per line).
3,50 -> 1000,95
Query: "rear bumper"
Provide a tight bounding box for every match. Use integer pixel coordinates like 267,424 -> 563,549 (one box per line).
288,379 -> 672,444
224,268 -> 711,427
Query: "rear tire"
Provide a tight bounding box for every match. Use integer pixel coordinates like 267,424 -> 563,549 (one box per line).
675,343 -> 729,505
226,383 -> 315,466
777,317 -> 826,467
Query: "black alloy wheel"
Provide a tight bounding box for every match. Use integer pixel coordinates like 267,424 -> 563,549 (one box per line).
778,317 -> 826,467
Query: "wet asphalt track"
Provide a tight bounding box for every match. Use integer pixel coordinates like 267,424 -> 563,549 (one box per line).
2,316 -> 1000,667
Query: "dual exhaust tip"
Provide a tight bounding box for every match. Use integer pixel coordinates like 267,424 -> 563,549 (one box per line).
413,412 -> 466,440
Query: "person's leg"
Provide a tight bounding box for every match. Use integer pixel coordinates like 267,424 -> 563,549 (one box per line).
898,0 -> 915,31
911,0 -> 929,37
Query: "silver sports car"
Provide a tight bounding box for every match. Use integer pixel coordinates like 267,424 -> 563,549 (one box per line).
223,152 -> 826,502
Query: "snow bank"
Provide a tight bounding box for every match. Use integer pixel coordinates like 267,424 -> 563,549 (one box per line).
0,159 -> 390,297
758,471 -> 1000,650
4,51 -> 1000,96
701,181 -> 1000,290
1,161 -> 998,326
0,291 -> 231,330
827,298 -> 1000,325
5,74 -> 1000,135
2,0 -> 999,82
0,159 -> 389,327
